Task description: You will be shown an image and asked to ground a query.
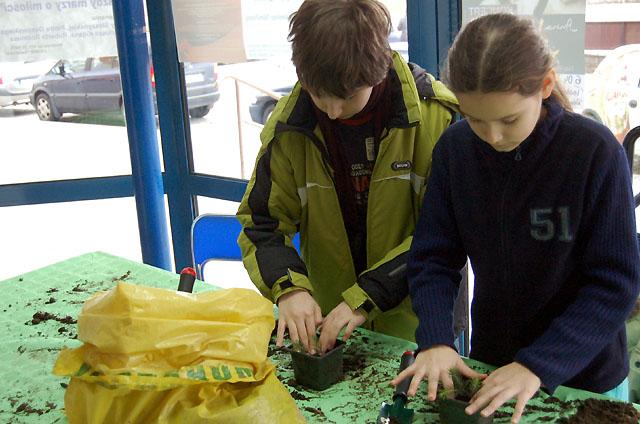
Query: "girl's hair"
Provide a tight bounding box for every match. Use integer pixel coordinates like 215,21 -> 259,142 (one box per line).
288,0 -> 392,99
443,13 -> 572,111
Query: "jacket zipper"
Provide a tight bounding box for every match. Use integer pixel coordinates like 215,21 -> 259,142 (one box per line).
499,155 -> 518,343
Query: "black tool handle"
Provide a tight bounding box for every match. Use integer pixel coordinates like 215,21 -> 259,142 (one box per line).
177,267 -> 196,293
393,350 -> 415,400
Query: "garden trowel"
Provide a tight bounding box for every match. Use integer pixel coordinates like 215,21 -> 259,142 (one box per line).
376,350 -> 415,424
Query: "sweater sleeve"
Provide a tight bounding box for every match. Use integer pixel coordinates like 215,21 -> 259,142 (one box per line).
515,145 -> 640,392
408,137 -> 468,350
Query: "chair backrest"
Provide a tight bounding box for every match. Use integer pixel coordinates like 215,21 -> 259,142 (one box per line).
191,214 -> 300,280
191,215 -> 242,280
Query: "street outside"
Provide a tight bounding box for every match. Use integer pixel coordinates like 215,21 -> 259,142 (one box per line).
0,61 -> 285,281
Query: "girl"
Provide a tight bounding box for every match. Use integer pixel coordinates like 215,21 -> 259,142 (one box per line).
392,13 -> 640,423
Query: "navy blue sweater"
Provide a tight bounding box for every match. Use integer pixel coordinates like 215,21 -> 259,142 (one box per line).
408,99 -> 640,393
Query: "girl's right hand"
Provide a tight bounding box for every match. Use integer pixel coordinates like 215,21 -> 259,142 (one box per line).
391,345 -> 486,401
276,290 -> 323,354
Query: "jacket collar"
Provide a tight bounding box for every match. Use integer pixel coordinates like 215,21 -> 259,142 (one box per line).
266,51 -> 422,138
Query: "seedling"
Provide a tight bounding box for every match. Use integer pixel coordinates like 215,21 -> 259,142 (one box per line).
291,334 -> 322,355
438,368 -> 484,401
438,368 -> 493,424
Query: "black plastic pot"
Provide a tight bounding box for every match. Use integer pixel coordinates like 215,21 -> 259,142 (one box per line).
284,339 -> 345,390
439,398 -> 494,424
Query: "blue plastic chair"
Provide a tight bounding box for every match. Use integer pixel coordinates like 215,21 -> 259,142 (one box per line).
190,214 -> 300,281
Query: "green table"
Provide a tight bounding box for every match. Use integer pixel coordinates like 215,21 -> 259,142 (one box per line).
0,252 -> 632,423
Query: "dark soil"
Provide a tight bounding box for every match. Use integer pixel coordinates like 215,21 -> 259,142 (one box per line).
112,270 -> 131,281
342,351 -> 367,375
290,390 -> 310,401
559,398 -> 639,423
13,400 -> 56,416
29,312 -> 76,325
15,403 -> 44,415
303,406 -> 324,417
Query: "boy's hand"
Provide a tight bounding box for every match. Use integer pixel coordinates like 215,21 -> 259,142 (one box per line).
276,290 -> 323,354
318,301 -> 366,353
391,345 -> 484,400
466,362 -> 540,424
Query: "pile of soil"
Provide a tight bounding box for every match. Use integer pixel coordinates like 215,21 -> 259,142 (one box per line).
29,312 -> 76,325
560,398 -> 639,423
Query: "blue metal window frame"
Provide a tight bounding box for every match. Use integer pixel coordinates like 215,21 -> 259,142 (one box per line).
0,0 -> 460,274
407,0 -> 460,77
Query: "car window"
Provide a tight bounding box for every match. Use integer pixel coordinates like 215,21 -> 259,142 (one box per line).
90,56 -> 119,71
56,59 -> 86,74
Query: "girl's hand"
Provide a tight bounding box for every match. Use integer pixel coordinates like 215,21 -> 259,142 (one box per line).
276,290 -> 323,354
466,362 -> 541,424
390,345 -> 485,400
318,301 -> 366,353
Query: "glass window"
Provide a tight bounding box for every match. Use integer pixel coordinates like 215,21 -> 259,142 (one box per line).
187,0 -> 408,180
0,5 -> 152,279
0,198 -> 143,280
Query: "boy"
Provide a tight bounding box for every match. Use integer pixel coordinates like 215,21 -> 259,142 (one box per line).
237,0 -> 459,354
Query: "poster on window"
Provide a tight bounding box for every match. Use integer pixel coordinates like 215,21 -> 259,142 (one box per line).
461,0 -> 586,110
172,0 -> 310,63
172,0 -> 247,64
0,0 -> 117,62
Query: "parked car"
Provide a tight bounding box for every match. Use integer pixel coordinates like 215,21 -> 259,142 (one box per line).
248,86 -> 290,125
0,60 -> 56,107
247,43 -> 409,126
30,56 -> 220,121
583,44 -> 640,142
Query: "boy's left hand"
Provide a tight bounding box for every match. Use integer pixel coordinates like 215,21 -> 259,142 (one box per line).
318,301 -> 365,353
466,362 -> 541,424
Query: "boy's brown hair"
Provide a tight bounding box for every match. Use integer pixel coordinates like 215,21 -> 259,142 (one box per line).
288,0 -> 392,99
443,13 -> 573,111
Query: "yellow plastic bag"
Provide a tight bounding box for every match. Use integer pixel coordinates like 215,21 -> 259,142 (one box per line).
53,282 -> 305,424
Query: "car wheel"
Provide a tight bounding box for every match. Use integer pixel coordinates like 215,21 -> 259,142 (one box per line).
189,105 -> 211,119
35,93 -> 60,121
261,103 -> 276,125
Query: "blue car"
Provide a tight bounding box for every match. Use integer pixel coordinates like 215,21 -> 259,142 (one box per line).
30,56 -> 220,121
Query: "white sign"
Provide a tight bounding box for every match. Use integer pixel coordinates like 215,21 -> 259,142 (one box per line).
172,0 -> 304,63
172,0 -> 247,64
561,73 -> 584,111
241,0 -> 302,60
461,0 -> 587,111
0,0 -> 117,62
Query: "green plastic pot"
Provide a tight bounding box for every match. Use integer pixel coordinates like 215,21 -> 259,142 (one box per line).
285,339 -> 345,391
439,398 -> 494,424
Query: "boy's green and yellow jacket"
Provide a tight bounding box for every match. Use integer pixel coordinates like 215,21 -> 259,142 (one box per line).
237,52 -> 457,341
